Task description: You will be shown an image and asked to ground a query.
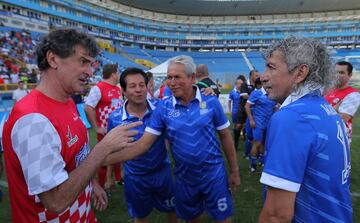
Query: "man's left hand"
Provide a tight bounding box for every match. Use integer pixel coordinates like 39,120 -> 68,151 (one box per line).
228,170 -> 241,195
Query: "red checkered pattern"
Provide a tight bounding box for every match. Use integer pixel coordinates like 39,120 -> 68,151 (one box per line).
99,105 -> 117,129
36,185 -> 95,223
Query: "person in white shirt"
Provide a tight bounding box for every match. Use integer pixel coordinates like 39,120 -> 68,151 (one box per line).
12,80 -> 28,103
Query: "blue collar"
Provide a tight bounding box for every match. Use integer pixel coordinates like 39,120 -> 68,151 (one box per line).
172,85 -> 202,107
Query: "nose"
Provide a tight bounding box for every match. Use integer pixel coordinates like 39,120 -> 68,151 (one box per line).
85,65 -> 93,77
262,68 -> 270,83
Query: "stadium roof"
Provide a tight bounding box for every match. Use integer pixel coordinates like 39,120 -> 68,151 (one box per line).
115,0 -> 360,16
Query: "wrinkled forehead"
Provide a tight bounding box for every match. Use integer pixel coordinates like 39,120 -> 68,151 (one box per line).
73,45 -> 95,62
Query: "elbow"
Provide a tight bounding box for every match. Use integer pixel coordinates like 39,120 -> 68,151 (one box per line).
262,210 -> 294,223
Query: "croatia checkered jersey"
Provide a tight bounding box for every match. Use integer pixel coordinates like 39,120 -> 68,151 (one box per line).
107,99 -> 170,175
145,87 -> 230,185
2,89 -> 95,223
85,81 -> 123,130
260,91 -> 352,222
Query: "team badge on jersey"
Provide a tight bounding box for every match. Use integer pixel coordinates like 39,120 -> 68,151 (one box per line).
200,102 -> 207,109
66,126 -> 79,147
168,109 -> 180,118
75,143 -> 90,166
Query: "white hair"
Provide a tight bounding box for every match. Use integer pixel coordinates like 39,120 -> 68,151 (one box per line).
167,55 -> 196,76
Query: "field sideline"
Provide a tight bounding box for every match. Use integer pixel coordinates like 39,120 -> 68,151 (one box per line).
0,114 -> 359,222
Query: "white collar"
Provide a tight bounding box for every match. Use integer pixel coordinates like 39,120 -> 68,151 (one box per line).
172,85 -> 202,107
121,98 -> 155,121
280,84 -> 322,109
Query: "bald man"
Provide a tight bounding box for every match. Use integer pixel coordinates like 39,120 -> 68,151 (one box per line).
196,64 -> 220,97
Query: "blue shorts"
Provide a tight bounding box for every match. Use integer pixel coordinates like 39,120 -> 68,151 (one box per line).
245,119 -> 253,140
253,127 -> 266,142
231,112 -> 238,124
124,165 -> 175,218
174,174 -> 233,221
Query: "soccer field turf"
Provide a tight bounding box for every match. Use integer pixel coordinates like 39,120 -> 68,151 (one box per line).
1,114 -> 359,222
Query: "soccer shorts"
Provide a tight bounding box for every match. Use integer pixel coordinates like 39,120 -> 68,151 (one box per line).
174,173 -> 233,221
253,127 -> 266,142
245,119 -> 253,140
124,165 -> 175,218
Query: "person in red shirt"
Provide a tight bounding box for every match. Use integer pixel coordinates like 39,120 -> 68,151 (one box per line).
84,63 -> 124,189
325,61 -> 360,143
2,28 -> 140,223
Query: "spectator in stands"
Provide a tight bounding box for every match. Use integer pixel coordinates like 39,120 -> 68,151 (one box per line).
228,77 -> 243,150
2,28 -> 141,222
85,63 -> 124,190
12,80 -> 28,103
146,71 -> 155,99
325,61 -> 360,144
259,36 -> 352,222
195,64 -> 220,97
10,69 -> 18,84
28,68 -> 38,83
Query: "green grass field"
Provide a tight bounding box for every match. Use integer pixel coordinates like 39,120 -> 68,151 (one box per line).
0,114 -> 359,222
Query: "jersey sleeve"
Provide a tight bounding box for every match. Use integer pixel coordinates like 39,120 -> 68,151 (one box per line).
11,113 -> 68,196
145,100 -> 165,136
247,91 -> 261,105
338,92 -> 360,117
84,85 -> 101,108
211,97 -> 230,130
228,90 -> 234,101
260,109 -> 316,192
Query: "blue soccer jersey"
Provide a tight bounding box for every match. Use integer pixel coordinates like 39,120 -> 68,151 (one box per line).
247,89 -> 277,129
228,89 -> 241,122
260,91 -> 352,222
145,87 -> 230,185
107,99 -> 170,175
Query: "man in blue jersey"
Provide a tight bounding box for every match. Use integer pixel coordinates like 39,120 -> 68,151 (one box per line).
228,77 -> 244,150
105,55 -> 240,223
245,78 -> 277,173
107,67 -> 177,223
259,37 -> 352,222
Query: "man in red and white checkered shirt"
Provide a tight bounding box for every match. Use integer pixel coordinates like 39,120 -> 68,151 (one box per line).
2,29 -> 140,223
85,64 -> 124,189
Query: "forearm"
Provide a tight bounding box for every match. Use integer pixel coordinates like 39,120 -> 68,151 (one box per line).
259,208 -> 293,223
220,130 -> 238,172
106,164 -> 114,180
245,103 -> 254,123
84,106 -> 99,129
39,142 -> 108,213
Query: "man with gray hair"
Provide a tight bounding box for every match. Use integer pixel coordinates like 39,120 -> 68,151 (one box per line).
105,55 -> 240,223
259,36 -> 352,222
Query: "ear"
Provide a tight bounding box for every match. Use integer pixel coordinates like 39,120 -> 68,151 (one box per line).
46,50 -> 58,69
294,64 -> 310,84
191,73 -> 196,83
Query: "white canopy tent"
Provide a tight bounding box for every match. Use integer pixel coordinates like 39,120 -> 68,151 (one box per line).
148,60 -> 168,77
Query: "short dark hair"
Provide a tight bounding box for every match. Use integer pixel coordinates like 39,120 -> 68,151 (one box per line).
237,74 -> 246,83
336,61 -> 353,75
36,28 -> 99,71
102,63 -> 118,79
254,77 -> 262,88
249,69 -> 259,77
146,71 -> 153,80
120,67 -> 148,91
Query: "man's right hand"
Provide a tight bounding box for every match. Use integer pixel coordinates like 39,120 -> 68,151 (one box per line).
250,120 -> 256,128
95,127 -> 107,136
99,121 -> 143,155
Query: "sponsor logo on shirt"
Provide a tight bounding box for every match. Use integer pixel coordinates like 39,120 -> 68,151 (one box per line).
73,112 -> 79,121
75,143 -> 90,166
67,126 -> 79,147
